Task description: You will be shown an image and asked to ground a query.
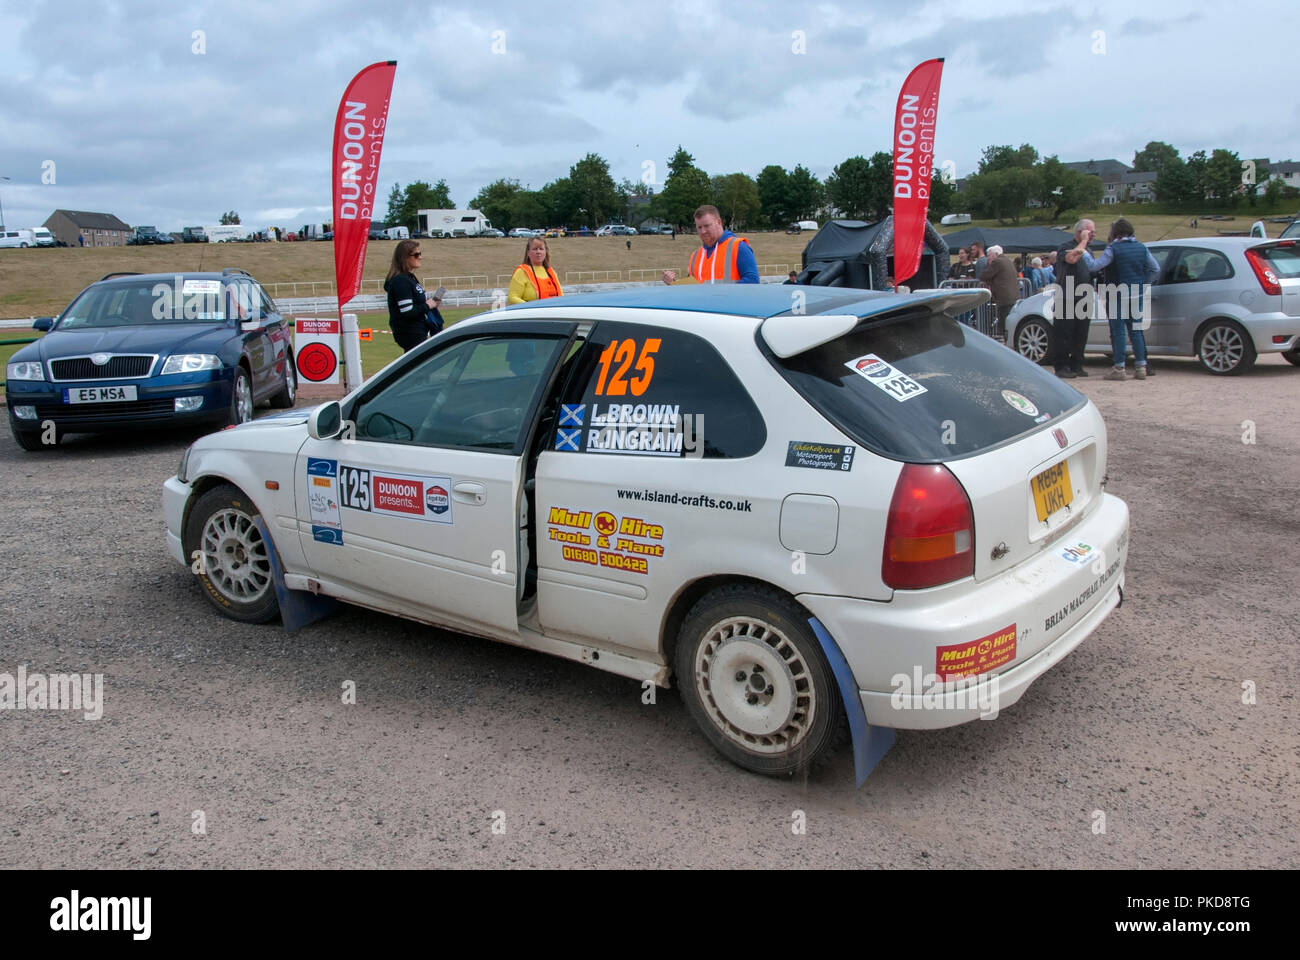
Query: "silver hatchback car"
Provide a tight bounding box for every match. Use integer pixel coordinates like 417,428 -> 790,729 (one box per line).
1007,237 -> 1300,374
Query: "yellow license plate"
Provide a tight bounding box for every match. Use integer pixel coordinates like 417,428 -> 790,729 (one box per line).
1031,460 -> 1073,522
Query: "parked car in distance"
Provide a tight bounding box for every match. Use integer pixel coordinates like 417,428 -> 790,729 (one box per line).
368,227 -> 387,241
480,228 -> 505,238
595,225 -> 616,237
786,220 -> 820,234
940,213 -> 973,226
182,227 -> 209,243
6,269 -> 297,451
1006,237 -> 1300,374
508,227 -> 535,239
129,226 -> 174,245
639,225 -> 662,235
612,225 -> 638,236
544,227 -> 566,238
162,283 -> 1129,780
1281,221 -> 1300,240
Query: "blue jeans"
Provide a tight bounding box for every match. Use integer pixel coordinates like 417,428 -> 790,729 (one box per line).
1109,315 -> 1148,367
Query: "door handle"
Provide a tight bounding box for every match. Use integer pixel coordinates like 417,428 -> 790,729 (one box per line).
453,481 -> 486,505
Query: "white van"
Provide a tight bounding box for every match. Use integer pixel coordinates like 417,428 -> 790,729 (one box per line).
32,227 -> 56,247
384,226 -> 410,240
0,229 -> 36,248
204,224 -> 244,243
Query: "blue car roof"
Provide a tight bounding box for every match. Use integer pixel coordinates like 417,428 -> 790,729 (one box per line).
500,283 -> 974,320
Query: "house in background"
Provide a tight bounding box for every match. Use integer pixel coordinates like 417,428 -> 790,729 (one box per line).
43,209 -> 132,247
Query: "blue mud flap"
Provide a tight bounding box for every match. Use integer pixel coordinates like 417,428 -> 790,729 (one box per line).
809,617 -> 895,787
253,516 -> 341,632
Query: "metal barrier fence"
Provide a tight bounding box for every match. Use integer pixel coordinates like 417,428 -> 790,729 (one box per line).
939,279 -> 1004,340
626,268 -> 675,282
564,270 -> 622,283
756,264 -> 791,276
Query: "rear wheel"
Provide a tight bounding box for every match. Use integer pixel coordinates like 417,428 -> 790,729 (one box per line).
1197,319 -> 1256,375
675,585 -> 847,777
1282,345 -> 1300,367
269,355 -> 296,408
1013,317 -> 1054,364
183,484 -> 279,623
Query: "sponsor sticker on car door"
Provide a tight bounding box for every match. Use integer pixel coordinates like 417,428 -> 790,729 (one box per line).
337,464 -> 453,524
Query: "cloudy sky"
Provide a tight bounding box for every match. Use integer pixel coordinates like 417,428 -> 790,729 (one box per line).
0,0 -> 1291,232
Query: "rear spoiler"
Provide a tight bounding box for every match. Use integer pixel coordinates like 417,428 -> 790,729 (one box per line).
760,289 -> 991,359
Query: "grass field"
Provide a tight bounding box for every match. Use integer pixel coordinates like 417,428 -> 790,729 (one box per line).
0,210 -> 1260,319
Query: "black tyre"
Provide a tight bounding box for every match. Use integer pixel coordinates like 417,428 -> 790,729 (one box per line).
1197,319 -> 1256,375
183,484 -> 279,623
225,366 -> 254,426
1013,316 -> 1053,365
1282,346 -> 1300,367
269,354 -> 296,408
675,585 -> 848,777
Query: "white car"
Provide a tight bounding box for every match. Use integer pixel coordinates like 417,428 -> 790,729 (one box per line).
164,285 -> 1129,780
508,228 -> 537,239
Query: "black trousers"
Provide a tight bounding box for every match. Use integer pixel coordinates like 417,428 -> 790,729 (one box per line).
392,323 -> 427,353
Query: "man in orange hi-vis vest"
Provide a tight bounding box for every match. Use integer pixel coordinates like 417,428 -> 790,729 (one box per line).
662,205 -> 760,285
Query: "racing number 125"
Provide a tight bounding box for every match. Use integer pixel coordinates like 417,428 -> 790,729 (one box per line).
594,338 -> 661,397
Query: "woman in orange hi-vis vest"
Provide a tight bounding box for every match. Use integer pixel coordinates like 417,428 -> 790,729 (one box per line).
508,237 -> 564,303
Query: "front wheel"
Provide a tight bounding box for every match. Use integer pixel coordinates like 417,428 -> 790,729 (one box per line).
183,484 -> 279,623
1282,345 -> 1300,367
225,366 -> 254,425
9,416 -> 58,451
675,585 -> 847,777
1014,317 -> 1054,364
1197,319 -> 1256,375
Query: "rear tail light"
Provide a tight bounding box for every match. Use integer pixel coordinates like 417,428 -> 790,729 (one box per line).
883,464 -> 975,589
1244,249 -> 1281,296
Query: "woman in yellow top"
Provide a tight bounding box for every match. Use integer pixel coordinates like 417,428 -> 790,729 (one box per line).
507,237 -> 563,303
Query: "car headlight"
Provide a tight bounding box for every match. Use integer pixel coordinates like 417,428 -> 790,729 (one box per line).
161,354 -> 223,375
5,361 -> 45,381
177,444 -> 193,483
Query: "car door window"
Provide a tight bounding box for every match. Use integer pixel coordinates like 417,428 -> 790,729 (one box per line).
555,321 -> 766,459
351,334 -> 568,451
1150,247 -> 1175,282
1169,249 -> 1233,283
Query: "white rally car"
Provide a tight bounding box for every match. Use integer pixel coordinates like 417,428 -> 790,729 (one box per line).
164,285 -> 1129,781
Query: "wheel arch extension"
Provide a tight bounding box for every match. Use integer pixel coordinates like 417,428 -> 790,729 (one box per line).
658,574 -> 812,682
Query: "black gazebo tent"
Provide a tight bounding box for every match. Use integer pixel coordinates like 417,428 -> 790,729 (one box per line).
798,217 -> 949,291
938,225 -> 1104,254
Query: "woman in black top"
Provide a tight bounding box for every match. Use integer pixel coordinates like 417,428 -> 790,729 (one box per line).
384,239 -> 443,352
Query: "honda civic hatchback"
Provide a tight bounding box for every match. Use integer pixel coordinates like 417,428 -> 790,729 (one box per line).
163,285 -> 1129,780
6,269 -> 297,450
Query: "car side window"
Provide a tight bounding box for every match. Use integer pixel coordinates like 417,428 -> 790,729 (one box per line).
350,334 -> 567,452
1150,247 -> 1175,283
554,321 -> 765,459
258,285 -> 278,319
1169,249 -> 1234,283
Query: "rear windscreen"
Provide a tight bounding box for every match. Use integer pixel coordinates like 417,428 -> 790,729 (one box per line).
1258,245 -> 1300,278
770,309 -> 1085,460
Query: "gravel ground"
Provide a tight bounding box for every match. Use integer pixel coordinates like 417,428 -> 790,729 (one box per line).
1,354 -> 1296,868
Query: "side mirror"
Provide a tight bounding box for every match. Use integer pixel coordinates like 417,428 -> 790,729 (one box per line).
33,317 -> 53,332
308,401 -> 343,440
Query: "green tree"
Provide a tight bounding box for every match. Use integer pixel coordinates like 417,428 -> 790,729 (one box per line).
865,152 -> 894,220
509,191 -> 546,230
383,183 -> 403,227
1157,157 -> 1197,203
825,155 -> 873,219
219,211 -> 240,224
1185,150 -> 1209,202
395,180 -> 455,230
712,172 -> 761,229
966,167 -> 1037,223
470,178 -> 523,232
979,143 -> 1038,173
537,178 -> 577,226
754,163 -> 790,227
756,164 -> 791,228
1204,148 -> 1242,202
568,153 -> 621,227
654,146 -> 712,228
786,164 -> 824,221
1036,156 -> 1103,219
1132,141 -> 1180,176
927,170 -> 956,219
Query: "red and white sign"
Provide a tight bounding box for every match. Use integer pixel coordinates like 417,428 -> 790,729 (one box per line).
295,316 -> 341,383
892,58 -> 944,285
373,475 -> 424,515
332,61 -> 398,312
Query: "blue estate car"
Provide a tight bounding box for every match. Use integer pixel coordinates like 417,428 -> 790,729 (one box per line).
5,269 -> 296,451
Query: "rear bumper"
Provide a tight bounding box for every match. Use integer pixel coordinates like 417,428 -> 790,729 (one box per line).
801,492 -> 1129,729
